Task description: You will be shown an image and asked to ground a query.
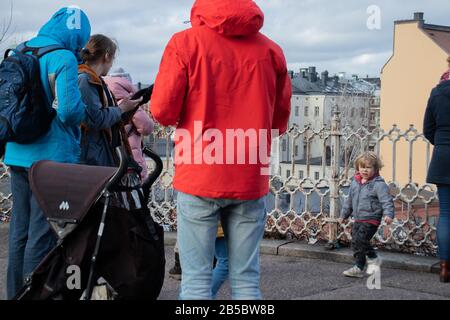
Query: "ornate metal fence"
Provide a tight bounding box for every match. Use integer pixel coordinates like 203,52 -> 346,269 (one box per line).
0,165 -> 11,223
146,112 -> 438,256
0,112 -> 439,256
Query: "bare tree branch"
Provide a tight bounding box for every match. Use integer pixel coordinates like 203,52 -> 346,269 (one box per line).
0,1 -> 14,44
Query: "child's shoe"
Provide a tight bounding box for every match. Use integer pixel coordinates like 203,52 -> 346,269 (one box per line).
343,265 -> 365,278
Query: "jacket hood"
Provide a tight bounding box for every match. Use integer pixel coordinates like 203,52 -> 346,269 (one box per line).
103,76 -> 137,101
190,0 -> 264,37
437,79 -> 450,98
37,7 -> 91,60
108,67 -> 133,83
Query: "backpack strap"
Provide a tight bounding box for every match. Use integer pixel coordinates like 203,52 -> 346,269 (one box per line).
35,45 -> 65,58
16,42 -> 64,59
3,48 -> 14,60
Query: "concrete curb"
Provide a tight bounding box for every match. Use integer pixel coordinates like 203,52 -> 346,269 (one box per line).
0,225 -> 440,275
164,231 -> 440,275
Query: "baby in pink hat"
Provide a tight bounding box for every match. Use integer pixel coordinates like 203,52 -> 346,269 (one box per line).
104,68 -> 154,181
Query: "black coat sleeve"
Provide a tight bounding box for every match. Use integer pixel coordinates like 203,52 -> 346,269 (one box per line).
423,91 -> 436,145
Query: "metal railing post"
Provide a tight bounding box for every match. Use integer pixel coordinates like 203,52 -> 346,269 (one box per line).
326,109 -> 342,249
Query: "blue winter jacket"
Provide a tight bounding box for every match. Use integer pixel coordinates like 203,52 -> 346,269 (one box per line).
4,7 -> 91,168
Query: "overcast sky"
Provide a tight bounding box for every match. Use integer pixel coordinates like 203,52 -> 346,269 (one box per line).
1,0 -> 449,84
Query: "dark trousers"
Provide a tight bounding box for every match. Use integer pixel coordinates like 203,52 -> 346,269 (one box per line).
7,166 -> 56,299
437,185 -> 450,261
351,222 -> 379,269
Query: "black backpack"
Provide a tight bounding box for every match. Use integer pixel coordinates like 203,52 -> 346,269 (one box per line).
0,43 -> 64,157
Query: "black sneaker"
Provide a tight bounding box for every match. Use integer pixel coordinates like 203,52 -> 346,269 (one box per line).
169,253 -> 182,281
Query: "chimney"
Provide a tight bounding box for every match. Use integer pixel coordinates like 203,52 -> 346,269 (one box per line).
321,71 -> 329,86
308,66 -> 317,82
414,12 -> 424,21
413,12 -> 425,27
333,75 -> 339,86
300,68 -> 308,79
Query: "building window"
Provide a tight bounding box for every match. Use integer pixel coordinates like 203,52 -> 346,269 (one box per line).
360,108 -> 365,117
299,170 -> 304,179
295,106 -> 299,117
282,139 -> 287,152
305,106 -> 309,117
295,145 -> 299,157
315,172 -> 320,180
286,170 -> 291,179
370,113 -> 376,122
315,106 -> 320,117
351,108 -> 355,117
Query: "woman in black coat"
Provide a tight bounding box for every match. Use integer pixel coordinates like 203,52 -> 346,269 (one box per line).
424,64 -> 450,283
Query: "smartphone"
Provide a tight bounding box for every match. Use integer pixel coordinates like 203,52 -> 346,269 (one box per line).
131,84 -> 154,106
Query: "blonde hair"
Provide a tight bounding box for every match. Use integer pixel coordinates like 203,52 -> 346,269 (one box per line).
354,151 -> 383,172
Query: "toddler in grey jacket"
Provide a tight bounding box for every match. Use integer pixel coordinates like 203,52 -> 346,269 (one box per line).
339,152 -> 395,278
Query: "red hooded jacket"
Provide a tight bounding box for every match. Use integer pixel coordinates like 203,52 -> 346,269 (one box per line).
151,0 -> 292,200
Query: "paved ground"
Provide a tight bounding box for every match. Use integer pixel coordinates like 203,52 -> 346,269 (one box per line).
1,224 -> 450,300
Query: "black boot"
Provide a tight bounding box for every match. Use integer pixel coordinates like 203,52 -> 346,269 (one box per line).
440,261 -> 450,283
169,252 -> 182,281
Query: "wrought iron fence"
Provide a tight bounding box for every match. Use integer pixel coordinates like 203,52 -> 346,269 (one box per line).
146,111 -> 438,256
0,111 -> 439,256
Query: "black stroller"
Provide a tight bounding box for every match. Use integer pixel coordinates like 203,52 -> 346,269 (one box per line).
14,147 -> 165,300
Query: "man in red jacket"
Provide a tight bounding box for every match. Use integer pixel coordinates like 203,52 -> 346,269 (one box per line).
151,0 -> 291,300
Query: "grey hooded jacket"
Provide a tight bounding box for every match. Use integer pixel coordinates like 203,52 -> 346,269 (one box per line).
340,176 -> 395,221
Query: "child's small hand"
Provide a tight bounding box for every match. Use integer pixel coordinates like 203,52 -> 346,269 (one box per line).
384,216 -> 393,225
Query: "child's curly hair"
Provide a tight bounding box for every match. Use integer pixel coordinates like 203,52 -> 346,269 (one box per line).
354,151 -> 384,172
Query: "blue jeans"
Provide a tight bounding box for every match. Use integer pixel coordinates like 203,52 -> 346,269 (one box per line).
438,185 -> 450,261
7,166 -> 57,299
212,236 -> 229,299
176,191 -> 267,300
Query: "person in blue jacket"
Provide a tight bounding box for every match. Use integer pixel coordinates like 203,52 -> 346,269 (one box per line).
4,7 -> 91,299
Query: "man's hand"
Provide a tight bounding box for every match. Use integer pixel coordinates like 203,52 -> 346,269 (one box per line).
338,218 -> 345,225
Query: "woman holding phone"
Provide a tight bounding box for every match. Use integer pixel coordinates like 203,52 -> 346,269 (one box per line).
78,34 -> 141,167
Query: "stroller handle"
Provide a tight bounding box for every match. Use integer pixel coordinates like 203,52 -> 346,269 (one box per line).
104,146 -> 129,192
142,147 -> 163,189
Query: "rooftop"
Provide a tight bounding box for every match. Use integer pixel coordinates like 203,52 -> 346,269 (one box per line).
289,68 -> 380,96
395,12 -> 450,54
